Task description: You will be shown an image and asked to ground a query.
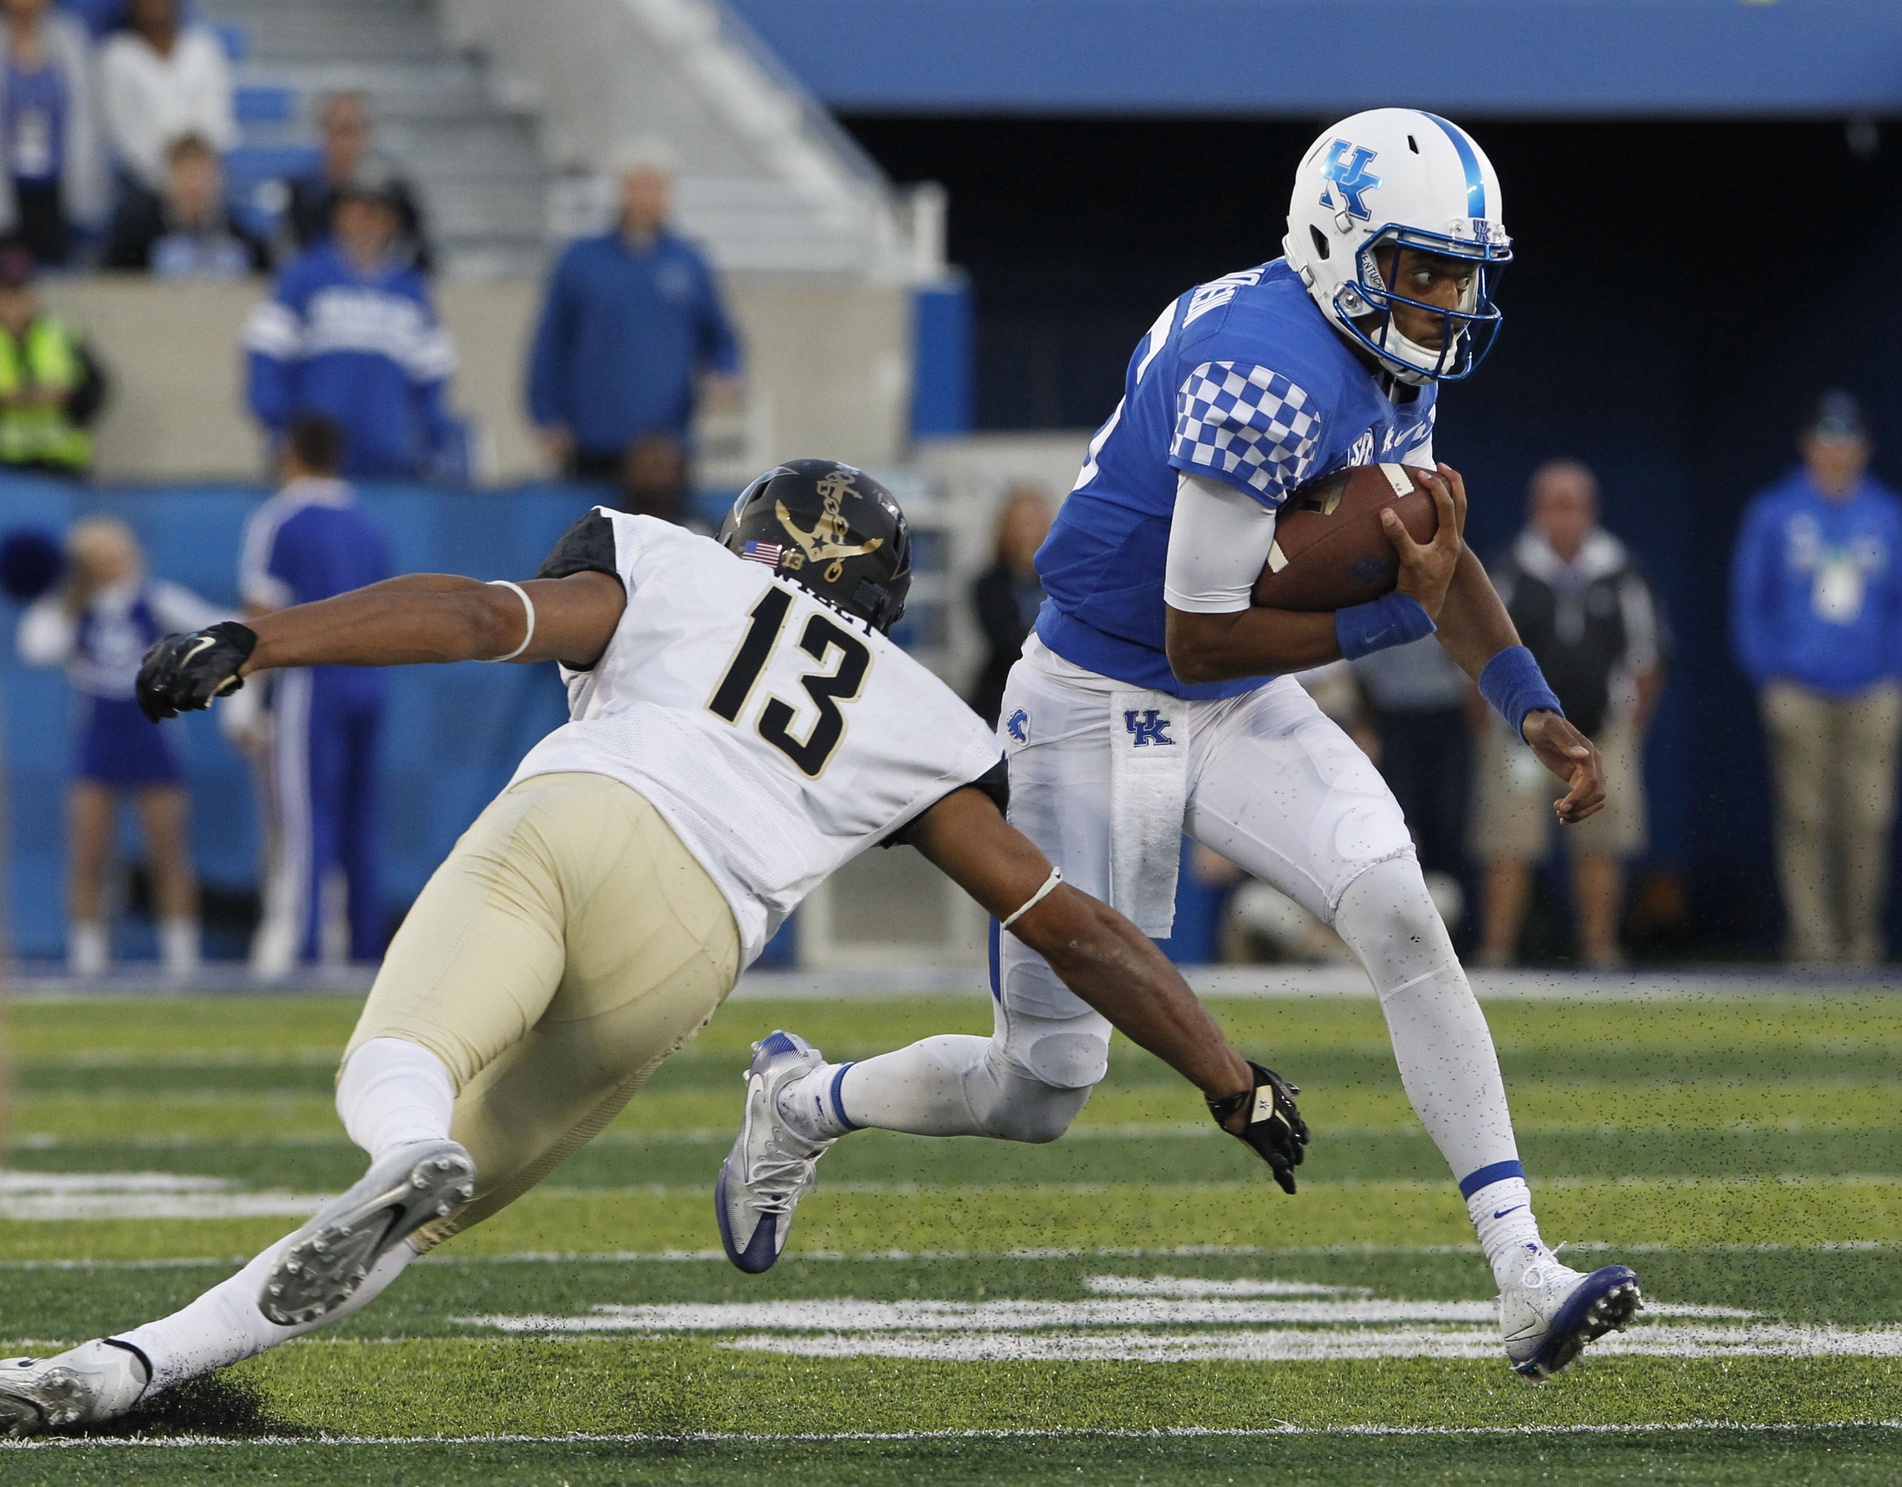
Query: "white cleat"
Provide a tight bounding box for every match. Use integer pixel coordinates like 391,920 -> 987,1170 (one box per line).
260,1138 -> 475,1326
0,1339 -> 151,1437
716,1030 -> 835,1274
1501,1247 -> 1643,1381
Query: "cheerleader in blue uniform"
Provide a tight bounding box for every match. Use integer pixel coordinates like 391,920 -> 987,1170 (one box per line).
16,517 -> 225,977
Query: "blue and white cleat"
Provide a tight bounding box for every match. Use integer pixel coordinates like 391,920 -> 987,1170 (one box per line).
260,1138 -> 475,1326
717,1030 -> 834,1274
0,1339 -> 151,1437
1500,1248 -> 1643,1381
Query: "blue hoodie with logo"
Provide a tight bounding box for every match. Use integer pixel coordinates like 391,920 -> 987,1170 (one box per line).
1730,467 -> 1902,695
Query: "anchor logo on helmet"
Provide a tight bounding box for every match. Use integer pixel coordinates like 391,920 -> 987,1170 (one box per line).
775,466 -> 885,583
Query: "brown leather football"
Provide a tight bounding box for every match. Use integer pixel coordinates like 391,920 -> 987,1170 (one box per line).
1252,462 -> 1439,611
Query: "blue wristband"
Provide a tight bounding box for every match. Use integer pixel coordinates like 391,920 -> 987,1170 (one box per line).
1479,645 -> 1565,736
1335,592 -> 1436,661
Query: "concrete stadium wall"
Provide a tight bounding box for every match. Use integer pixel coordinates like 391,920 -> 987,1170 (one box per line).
41,274 -> 912,484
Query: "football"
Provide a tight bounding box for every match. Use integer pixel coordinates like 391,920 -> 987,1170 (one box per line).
1252,462 -> 1440,611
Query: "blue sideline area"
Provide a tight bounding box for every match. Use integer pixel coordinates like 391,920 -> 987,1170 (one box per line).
0,478 -> 1229,969
0,479 -> 590,966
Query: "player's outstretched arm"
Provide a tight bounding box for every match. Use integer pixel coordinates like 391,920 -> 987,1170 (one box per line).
137,571 -> 626,721
908,785 -> 1309,1190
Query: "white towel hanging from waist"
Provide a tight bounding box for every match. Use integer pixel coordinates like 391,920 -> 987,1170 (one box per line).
1109,688 -> 1188,938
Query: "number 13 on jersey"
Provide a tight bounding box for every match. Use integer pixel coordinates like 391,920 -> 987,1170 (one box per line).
707,585 -> 873,777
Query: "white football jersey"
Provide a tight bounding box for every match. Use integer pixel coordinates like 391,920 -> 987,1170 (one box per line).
510,511 -> 1002,964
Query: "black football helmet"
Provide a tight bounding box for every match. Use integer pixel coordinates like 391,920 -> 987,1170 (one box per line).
719,459 -> 912,632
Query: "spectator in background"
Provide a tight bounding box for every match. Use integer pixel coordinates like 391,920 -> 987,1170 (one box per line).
0,241 -> 104,475
0,0 -> 107,265
1475,459 -> 1665,968
99,0 -> 232,199
54,0 -> 122,40
528,139 -> 741,495
244,162 -> 465,481
613,433 -> 711,530
16,516 -> 224,976
238,413 -> 392,975
104,131 -> 265,276
285,91 -> 430,273
969,484 -> 1050,726
1352,634 -> 1473,888
1732,393 -> 1902,965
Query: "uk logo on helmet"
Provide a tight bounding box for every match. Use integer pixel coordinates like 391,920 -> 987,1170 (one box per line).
1318,141 -> 1381,220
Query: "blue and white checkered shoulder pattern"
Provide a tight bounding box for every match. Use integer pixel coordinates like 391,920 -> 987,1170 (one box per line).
1171,361 -> 1319,501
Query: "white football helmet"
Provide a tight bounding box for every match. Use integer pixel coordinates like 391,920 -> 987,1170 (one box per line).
1283,109 -> 1511,385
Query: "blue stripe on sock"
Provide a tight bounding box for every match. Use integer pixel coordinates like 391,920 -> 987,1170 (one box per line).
829,1062 -> 860,1132
1458,1159 -> 1525,1199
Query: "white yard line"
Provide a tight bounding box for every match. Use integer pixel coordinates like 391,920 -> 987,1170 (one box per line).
723,1322 -> 1902,1363
0,1171 -> 327,1220
6,1421 -> 1902,1449
0,1173 -> 233,1194
456,1297 -> 1510,1332
4,1240 -> 1900,1267
450,1278 -> 1869,1364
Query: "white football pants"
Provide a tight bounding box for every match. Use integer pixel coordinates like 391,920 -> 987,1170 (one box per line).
836,641 -> 1523,1190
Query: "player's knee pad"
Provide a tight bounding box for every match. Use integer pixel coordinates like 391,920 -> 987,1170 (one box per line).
959,1010 -> 1109,1143
998,1008 -> 1112,1090
967,1044 -> 1093,1144
1332,853 -> 1460,999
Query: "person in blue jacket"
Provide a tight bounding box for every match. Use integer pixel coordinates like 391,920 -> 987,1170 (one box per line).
1731,392 -> 1902,964
526,140 -> 741,510
243,161 -> 465,482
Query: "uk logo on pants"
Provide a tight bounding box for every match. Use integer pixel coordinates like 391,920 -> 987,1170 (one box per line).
1123,709 -> 1176,747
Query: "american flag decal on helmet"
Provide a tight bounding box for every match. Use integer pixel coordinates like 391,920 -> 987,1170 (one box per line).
740,540 -> 782,568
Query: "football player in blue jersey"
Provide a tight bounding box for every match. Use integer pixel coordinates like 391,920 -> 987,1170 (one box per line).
719,108 -> 1641,1381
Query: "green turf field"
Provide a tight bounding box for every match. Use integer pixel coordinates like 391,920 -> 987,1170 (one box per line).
5,989 -> 1902,1484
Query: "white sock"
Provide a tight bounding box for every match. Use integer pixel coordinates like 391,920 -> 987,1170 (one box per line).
336,1038 -> 455,1159
821,1035 -> 998,1138
69,921 -> 108,978
776,1060 -> 861,1142
806,1034 -> 1092,1145
1335,858 -> 1553,1279
1334,858 -> 1524,1182
1467,1176 -> 1547,1287
117,1234 -> 418,1394
159,919 -> 200,978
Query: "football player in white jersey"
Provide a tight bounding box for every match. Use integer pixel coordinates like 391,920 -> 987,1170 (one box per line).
722,114 -> 1641,1382
0,461 -> 1307,1438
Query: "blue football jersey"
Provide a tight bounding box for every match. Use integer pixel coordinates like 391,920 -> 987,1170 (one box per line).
1035,258 -> 1439,699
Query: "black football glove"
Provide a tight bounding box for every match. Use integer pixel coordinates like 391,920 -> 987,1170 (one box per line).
1207,1061 -> 1310,1194
137,622 -> 258,722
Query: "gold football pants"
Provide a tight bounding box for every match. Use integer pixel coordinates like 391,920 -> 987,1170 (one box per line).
344,771 -> 741,1246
